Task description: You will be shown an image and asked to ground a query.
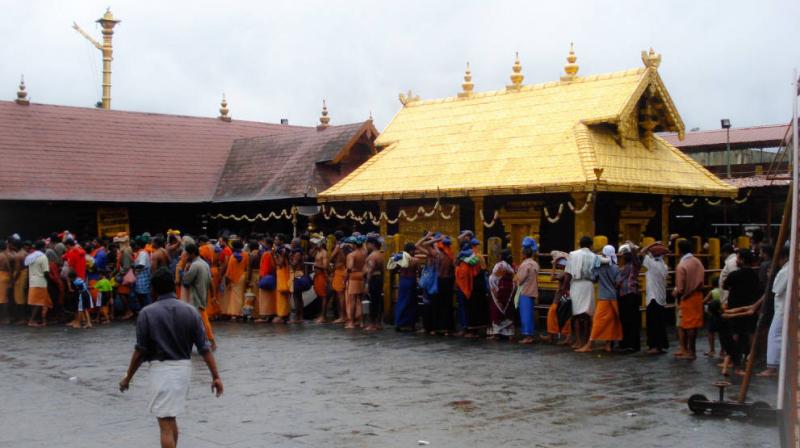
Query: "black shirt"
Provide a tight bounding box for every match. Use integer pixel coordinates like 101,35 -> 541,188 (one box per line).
135,293 -> 210,361
723,267 -> 760,309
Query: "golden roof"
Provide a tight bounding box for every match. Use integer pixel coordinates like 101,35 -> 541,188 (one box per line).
320,52 -> 737,201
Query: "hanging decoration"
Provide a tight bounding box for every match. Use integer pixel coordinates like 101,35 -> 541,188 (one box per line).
209,208 -> 295,222
320,200 -> 458,226
567,192 -> 593,214
480,210 -> 500,228
673,189 -> 751,208
733,189 -> 752,204
544,203 -> 565,223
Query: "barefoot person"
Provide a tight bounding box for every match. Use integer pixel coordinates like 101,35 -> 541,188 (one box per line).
310,235 -> 330,323
576,245 -> 622,353
119,268 -> 223,448
182,243 -> 216,351
673,239 -> 705,360
719,249 -> 760,374
364,235 -> 385,331
330,232 -> 348,324
0,241 -> 12,323
514,237 -> 540,344
565,236 -> 598,349
758,244 -> 789,377
25,240 -> 52,327
641,242 -> 670,354
344,236 -> 367,329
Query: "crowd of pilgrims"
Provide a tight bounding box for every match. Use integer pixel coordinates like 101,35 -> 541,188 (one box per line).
0,227 -> 788,377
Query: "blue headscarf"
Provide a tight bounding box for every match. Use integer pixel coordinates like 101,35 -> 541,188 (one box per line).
522,236 -> 538,252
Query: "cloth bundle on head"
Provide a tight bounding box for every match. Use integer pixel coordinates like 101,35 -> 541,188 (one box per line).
387,251 -> 411,270
522,236 -> 538,252
141,232 -> 151,244
617,244 -> 632,255
113,232 -> 129,244
355,235 -> 367,245
602,245 -> 618,264
343,236 -> 357,245
167,229 -> 181,237
310,233 -> 326,246
550,250 -> 569,268
470,238 -> 480,246
181,235 -> 196,247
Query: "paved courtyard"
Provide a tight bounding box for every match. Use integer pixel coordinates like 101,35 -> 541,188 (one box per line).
0,322 -> 780,447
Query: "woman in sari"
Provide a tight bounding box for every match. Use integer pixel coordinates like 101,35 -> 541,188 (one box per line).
515,237 -> 540,344
488,249 -> 515,340
222,239 -> 249,319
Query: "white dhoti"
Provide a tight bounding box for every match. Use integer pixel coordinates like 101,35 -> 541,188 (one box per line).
148,360 -> 192,418
570,279 -> 595,316
766,312 -> 783,368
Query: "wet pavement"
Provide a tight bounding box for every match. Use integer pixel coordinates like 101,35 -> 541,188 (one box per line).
0,322 -> 780,447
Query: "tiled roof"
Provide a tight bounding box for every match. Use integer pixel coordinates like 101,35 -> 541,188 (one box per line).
724,174 -> 790,189
212,121 -> 377,202
661,123 -> 791,151
320,66 -> 737,201
0,100 -> 306,202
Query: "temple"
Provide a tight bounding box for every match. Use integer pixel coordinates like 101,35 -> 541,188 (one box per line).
319,46 -> 737,262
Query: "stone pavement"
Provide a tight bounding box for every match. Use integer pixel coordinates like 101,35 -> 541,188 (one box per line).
0,322 -> 779,447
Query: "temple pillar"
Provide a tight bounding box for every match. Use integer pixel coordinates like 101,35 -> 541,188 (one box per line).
708,237 -> 720,270
471,195 -> 485,247
572,192 -> 594,250
661,195 -> 671,243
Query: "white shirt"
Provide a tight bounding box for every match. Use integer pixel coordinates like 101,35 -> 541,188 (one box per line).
719,253 -> 738,305
136,250 -> 151,269
643,254 -> 668,306
27,253 -> 50,288
566,247 -> 597,316
772,262 -> 789,318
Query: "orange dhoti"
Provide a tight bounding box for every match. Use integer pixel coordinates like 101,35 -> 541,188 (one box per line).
345,272 -> 364,323
27,286 -> 52,308
590,300 -> 622,341
547,301 -> 571,335
222,276 -> 245,316
313,271 -> 327,298
0,271 -> 10,304
13,270 -> 28,305
679,291 -> 704,329
257,287 -> 276,317
206,267 -> 221,317
276,267 -> 291,318
332,267 -> 346,294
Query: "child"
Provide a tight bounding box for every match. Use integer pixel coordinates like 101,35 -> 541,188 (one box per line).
93,270 -> 114,325
703,284 -> 722,357
68,271 -> 93,329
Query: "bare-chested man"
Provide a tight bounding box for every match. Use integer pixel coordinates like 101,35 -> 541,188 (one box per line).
12,239 -> 30,324
0,240 -> 13,324
150,236 -> 171,272
289,242 -> 305,324
329,231 -> 347,324
417,232 -> 455,335
311,235 -> 330,323
364,236 -> 385,331
344,236 -> 367,329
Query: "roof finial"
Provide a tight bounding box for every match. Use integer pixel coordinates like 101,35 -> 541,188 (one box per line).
506,52 -> 524,91
318,99 -> 330,129
641,47 -> 662,69
560,42 -> 579,82
218,93 -> 231,122
368,110 -> 373,121
458,62 -> 474,98
15,75 -> 30,105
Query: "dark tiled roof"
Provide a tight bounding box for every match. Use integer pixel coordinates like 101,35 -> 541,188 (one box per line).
0,100 -> 370,203
660,123 -> 792,152
212,122 -> 377,202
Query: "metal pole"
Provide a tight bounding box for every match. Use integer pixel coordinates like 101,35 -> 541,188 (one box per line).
726,127 -> 732,178
777,69 -> 798,448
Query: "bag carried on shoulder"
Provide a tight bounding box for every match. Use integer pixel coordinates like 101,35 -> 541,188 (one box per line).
419,264 -> 439,296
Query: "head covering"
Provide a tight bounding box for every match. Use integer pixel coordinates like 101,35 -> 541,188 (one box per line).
602,245 -> 618,264
550,250 -> 569,268
522,236 -> 538,252
470,238 -> 480,246
618,244 -> 632,255
310,233 -> 326,246
355,235 -> 367,245
343,236 -> 357,245
442,236 -> 452,246
167,229 -> 181,236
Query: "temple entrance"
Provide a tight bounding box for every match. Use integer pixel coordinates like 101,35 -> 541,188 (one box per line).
497,201 -> 542,263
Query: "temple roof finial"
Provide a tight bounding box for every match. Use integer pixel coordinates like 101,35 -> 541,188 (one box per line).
641,47 -> 662,69
218,93 -> 231,122
458,62 -> 474,98
506,52 -> 524,91
560,42 -> 579,82
15,75 -> 29,106
318,99 -> 330,129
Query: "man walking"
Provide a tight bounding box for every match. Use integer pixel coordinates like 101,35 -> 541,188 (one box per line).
119,268 -> 223,448
182,243 -> 217,351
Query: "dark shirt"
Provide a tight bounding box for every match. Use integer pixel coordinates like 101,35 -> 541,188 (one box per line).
723,267 -> 760,309
135,293 -> 210,362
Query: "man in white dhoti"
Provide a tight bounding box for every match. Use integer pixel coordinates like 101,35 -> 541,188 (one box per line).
758,245 -> 790,377
565,236 -> 599,349
119,267 -> 223,448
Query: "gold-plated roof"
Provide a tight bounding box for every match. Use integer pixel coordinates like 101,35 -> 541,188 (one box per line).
320,59 -> 737,202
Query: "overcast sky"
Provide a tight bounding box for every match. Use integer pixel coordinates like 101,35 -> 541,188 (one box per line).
1,0 -> 798,131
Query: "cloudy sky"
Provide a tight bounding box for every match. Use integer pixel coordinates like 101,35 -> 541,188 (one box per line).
1,0 -> 798,131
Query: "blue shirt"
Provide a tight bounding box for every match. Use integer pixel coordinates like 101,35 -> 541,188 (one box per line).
597,263 -> 619,300
135,293 -> 210,362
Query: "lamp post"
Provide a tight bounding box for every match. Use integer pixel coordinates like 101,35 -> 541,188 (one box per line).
721,118 -> 732,178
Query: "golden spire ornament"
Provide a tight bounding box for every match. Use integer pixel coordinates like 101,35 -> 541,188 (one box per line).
560,43 -> 579,82
458,62 -> 474,98
15,75 -> 29,106
318,99 -> 330,129
506,52 -> 524,91
218,93 -> 231,122
641,47 -> 662,69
